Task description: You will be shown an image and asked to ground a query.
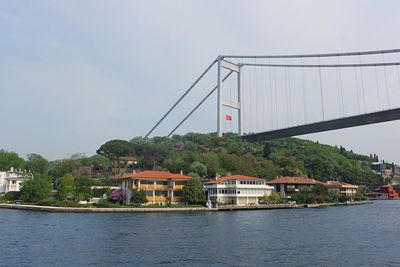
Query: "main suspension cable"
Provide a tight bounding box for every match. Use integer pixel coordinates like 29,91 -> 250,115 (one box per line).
222,48 -> 400,59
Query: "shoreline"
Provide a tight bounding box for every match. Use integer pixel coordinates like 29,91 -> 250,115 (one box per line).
0,201 -> 373,213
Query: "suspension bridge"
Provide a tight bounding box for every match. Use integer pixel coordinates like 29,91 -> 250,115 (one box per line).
145,49 -> 400,141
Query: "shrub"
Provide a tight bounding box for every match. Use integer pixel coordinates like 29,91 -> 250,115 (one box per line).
53,200 -> 85,207
96,199 -> 120,208
110,189 -> 123,204
36,200 -> 55,206
92,188 -> 110,198
131,190 -> 148,205
3,191 -> 21,201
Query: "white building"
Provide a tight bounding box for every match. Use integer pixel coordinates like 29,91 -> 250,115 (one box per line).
0,167 -> 33,194
204,175 -> 274,206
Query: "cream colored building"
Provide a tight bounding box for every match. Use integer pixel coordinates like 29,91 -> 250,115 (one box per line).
205,175 -> 274,206
119,170 -> 192,205
324,181 -> 358,196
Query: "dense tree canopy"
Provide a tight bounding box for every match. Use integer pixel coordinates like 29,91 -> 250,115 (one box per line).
131,190 -> 148,205
95,133 -> 384,189
20,174 -> 52,202
57,173 -> 75,200
25,153 -> 48,174
0,149 -> 25,170
75,176 -> 92,201
96,140 -> 134,159
182,176 -> 206,205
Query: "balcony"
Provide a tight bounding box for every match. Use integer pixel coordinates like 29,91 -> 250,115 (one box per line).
173,185 -> 185,190
147,196 -> 168,202
138,184 -> 171,190
171,196 -> 182,202
145,196 -> 183,202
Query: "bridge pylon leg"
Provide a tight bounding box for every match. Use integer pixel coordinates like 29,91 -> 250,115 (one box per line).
217,58 -> 223,137
238,66 -> 243,135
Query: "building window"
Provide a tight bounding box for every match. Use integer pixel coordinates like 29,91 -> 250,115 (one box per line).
173,191 -> 182,197
141,180 -> 154,185
155,191 -> 168,197
155,181 -> 169,185
145,190 -> 153,196
175,181 -> 187,185
12,180 -> 16,184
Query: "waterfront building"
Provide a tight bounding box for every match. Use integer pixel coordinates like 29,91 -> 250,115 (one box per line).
267,177 -> 323,198
374,185 -> 399,199
365,192 -> 389,200
394,164 -> 400,176
119,170 -> 192,205
0,167 -> 33,194
371,161 -> 395,179
371,162 -> 387,173
204,175 -> 274,206
324,181 -> 358,197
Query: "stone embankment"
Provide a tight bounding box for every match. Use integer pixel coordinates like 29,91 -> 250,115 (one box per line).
0,201 -> 373,213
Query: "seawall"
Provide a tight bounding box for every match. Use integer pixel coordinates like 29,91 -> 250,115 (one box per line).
0,201 -> 373,213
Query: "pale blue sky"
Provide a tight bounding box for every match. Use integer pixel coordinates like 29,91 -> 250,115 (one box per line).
1,0 -> 400,161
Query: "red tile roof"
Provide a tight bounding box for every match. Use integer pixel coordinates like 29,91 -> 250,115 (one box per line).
205,175 -> 264,184
267,176 -> 323,185
120,171 -> 191,180
324,181 -> 358,188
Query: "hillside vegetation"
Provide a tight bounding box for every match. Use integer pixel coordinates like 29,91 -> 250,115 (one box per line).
97,133 -> 384,189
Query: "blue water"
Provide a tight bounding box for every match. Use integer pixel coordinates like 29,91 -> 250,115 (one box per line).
1,201 -> 400,267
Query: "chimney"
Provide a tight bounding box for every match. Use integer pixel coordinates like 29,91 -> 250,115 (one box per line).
180,170 -> 183,175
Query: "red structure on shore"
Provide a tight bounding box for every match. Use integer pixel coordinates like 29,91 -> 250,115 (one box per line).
375,185 -> 399,199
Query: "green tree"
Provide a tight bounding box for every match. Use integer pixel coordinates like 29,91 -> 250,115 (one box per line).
130,190 -> 148,205
354,187 -> 367,201
263,142 -> 272,159
0,149 -> 25,170
261,192 -> 281,204
182,176 -> 206,205
189,161 -> 207,177
20,174 -> 52,202
96,139 -> 134,159
75,176 -> 92,201
47,160 -> 74,185
57,173 -> 75,200
328,190 -> 341,203
2,191 -> 21,201
25,153 -> 48,174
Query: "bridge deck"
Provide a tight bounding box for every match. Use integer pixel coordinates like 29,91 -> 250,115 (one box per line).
242,108 -> 400,142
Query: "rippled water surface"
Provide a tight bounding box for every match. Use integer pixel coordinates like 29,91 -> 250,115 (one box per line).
1,201 -> 400,267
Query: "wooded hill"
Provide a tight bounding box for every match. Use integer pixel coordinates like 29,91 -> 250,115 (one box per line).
97,133 -> 384,189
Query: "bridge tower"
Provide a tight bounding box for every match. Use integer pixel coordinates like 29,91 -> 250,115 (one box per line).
217,57 -> 242,137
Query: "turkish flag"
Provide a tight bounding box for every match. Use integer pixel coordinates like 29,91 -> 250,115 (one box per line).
225,115 -> 232,121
